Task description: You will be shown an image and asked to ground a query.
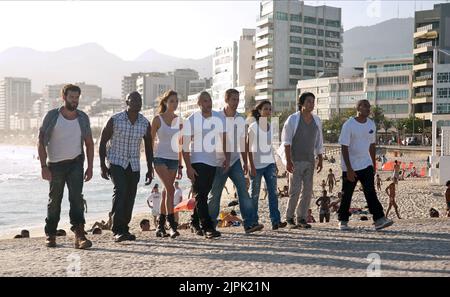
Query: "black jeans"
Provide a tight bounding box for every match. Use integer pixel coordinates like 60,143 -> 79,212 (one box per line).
338,166 -> 385,222
45,156 -> 85,236
192,163 -> 216,231
109,164 -> 140,235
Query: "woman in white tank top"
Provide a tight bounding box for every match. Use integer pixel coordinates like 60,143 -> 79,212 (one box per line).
151,90 -> 182,238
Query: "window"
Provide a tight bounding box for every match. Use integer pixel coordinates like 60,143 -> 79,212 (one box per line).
367,78 -> 375,85
317,60 -> 324,67
376,76 -> 409,86
289,79 -> 299,86
374,90 -> 410,100
290,47 -> 302,55
304,59 -> 316,66
318,29 -> 324,36
318,40 -> 324,47
304,38 -> 316,46
303,48 -> 316,56
325,30 -> 340,38
303,69 -> 316,77
330,84 -> 337,92
437,72 -> 450,83
276,12 -> 288,21
290,25 -> 302,33
290,14 -> 302,22
304,27 -> 316,35
289,68 -> 302,75
326,20 -> 341,27
318,18 -> 324,25
325,41 -> 339,48
339,82 -> 364,92
290,57 -> 302,65
378,104 -> 408,114
325,51 -> 339,59
304,16 -> 317,24
290,36 -> 302,44
318,50 -> 323,57
437,88 -> 450,99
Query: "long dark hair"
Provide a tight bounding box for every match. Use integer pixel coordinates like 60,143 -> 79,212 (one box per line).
250,100 -> 271,122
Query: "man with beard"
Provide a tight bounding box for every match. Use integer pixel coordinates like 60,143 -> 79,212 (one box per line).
38,84 -> 94,249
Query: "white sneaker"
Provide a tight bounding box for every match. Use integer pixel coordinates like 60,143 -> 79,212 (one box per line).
374,217 -> 394,231
339,221 -> 351,231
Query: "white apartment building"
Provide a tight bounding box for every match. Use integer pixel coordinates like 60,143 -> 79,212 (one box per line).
255,0 -> 342,102
365,55 -> 413,120
188,78 -> 212,96
212,28 -> 256,112
136,73 -> 174,108
0,77 -> 32,130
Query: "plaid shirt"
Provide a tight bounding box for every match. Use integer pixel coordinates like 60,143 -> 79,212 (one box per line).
107,111 -> 149,172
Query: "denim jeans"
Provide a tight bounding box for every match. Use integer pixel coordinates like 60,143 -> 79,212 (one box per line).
249,163 -> 281,226
208,160 -> 255,229
45,157 -> 85,236
109,164 -> 140,235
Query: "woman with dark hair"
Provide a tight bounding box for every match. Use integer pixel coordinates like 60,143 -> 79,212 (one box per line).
247,100 -> 287,230
151,90 -> 183,238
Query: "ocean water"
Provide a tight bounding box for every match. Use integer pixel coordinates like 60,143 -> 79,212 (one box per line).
0,145 -> 191,237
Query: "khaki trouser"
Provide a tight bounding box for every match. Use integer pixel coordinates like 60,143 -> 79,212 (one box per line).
286,161 -> 314,222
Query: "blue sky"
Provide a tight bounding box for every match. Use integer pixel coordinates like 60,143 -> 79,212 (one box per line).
0,0 -> 447,59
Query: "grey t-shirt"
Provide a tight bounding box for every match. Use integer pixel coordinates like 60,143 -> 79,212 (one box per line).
291,115 -> 318,163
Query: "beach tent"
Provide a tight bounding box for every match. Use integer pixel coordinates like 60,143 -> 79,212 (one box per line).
174,198 -> 196,213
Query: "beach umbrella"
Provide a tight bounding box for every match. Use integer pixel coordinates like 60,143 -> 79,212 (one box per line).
174,198 -> 196,213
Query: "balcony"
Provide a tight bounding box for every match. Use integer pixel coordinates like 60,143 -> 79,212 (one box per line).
414,112 -> 432,121
412,79 -> 433,88
255,48 -> 273,59
415,91 -> 433,98
255,37 -> 272,48
415,73 -> 432,81
255,82 -> 272,90
414,24 -> 438,39
413,62 -> 433,71
256,15 -> 273,27
412,96 -> 433,104
255,93 -> 272,101
255,59 -> 272,70
255,70 -> 273,80
256,27 -> 273,38
414,42 -> 434,55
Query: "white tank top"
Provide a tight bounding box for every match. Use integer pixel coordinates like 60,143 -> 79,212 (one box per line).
47,113 -> 82,162
154,115 -> 180,160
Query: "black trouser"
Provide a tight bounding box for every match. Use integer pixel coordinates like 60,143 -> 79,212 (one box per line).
109,164 -> 140,235
45,156 -> 85,236
192,163 -> 216,231
338,166 -> 384,222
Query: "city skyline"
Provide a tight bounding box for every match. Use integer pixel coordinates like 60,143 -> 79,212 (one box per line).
0,0 -> 447,60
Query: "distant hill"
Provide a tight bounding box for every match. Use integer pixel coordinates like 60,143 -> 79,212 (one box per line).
0,43 -> 212,97
343,17 -> 414,67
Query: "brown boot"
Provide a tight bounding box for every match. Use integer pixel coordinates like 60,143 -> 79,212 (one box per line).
74,224 -> 92,249
45,235 -> 56,248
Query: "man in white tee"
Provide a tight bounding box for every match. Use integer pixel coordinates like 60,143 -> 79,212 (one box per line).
338,99 -> 393,231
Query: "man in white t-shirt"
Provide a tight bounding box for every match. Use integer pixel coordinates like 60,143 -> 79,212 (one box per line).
147,184 -> 162,231
173,181 -> 183,224
338,100 -> 393,231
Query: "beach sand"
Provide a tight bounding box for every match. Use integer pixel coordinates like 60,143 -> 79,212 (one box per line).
1,151 -> 449,276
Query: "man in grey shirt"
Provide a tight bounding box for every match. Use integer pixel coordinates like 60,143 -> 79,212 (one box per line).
280,92 -> 324,229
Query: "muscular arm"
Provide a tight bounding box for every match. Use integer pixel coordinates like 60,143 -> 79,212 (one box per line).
369,143 -> 376,169
84,134 -> 94,170
144,123 -> 154,169
37,131 -> 47,168
341,145 -> 353,172
99,118 -> 113,168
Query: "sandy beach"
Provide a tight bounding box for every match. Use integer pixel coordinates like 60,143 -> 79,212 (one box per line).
1,150 -> 449,276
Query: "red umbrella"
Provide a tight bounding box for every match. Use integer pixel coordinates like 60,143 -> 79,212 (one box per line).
174,198 -> 196,213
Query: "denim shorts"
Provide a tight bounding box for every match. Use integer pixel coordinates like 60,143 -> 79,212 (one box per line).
153,157 -> 179,170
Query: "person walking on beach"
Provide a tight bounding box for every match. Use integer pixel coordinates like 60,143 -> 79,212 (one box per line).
393,160 -> 400,182
147,184 -> 162,231
182,91 -> 221,238
280,92 -> 324,229
99,91 -> 154,242
247,100 -> 287,230
385,177 -> 401,219
376,174 -> 382,192
337,99 -> 393,231
151,90 -> 183,238
315,190 -> 331,223
173,181 -> 183,224
208,89 -> 262,234
327,169 -> 337,193
38,84 -> 94,249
